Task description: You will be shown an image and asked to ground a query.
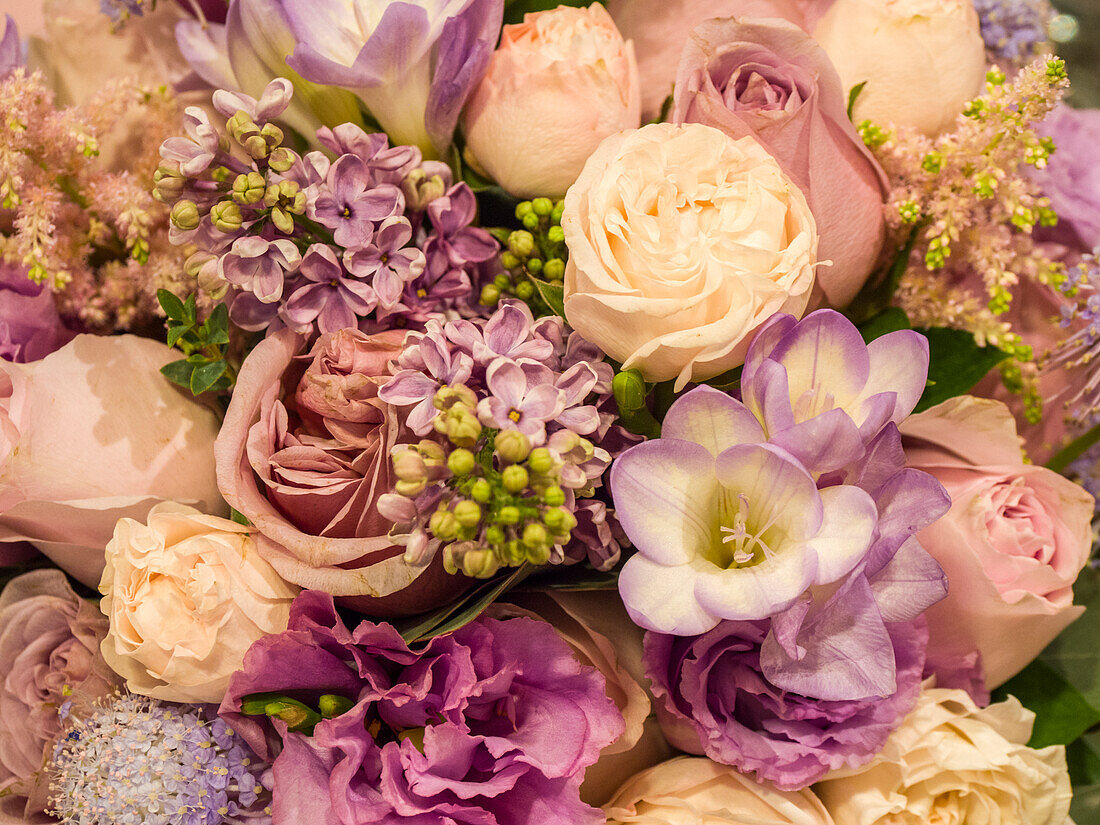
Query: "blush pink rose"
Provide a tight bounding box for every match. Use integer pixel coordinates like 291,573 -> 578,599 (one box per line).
674,17 -> 887,309
606,0 -> 837,120
215,328 -> 467,616
463,3 -> 641,199
0,334 -> 226,587
0,570 -> 118,819
901,396 -> 1095,689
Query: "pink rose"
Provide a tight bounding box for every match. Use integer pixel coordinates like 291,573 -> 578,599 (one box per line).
463,4 -> 641,199
0,335 -> 226,587
0,570 -> 118,818
606,0 -> 836,120
673,17 -> 887,309
216,328 -> 467,616
901,396 -> 1095,688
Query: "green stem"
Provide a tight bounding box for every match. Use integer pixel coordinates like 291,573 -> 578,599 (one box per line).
1046,422 -> 1100,474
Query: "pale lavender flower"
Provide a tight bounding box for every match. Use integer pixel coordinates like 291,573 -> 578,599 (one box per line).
975,0 -> 1055,64
160,106 -> 225,177
379,320 -> 475,434
281,244 -> 376,334
212,78 -> 295,123
0,15 -> 21,78
477,357 -> 566,444
445,300 -> 557,365
307,155 -> 403,250
563,499 -> 627,571
342,216 -> 425,308
423,182 -> 499,271
218,237 -> 301,303
1045,250 -> 1100,422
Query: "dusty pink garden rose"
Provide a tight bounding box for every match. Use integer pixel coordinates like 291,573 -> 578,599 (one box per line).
216,327 -> 466,616
605,0 -> 837,120
0,335 -> 225,587
674,18 -> 887,309
901,396 -> 1095,689
463,3 -> 641,199
492,589 -> 674,806
0,570 -> 118,819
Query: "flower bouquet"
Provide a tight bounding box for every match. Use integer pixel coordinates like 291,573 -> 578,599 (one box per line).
1,0 -> 1099,823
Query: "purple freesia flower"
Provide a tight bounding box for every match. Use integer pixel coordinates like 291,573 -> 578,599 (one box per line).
278,0 -> 503,156
308,155 -> 403,250
477,357 -> 566,445
645,617 -> 927,791
219,237 -> 302,303
0,266 -> 73,363
343,216 -> 426,308
221,590 -> 622,825
281,244 -> 377,334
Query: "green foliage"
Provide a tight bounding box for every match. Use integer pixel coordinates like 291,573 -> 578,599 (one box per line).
157,290 -> 235,396
847,81 -> 868,120
857,307 -> 911,342
504,0 -> 588,24
913,327 -> 1008,413
396,564 -> 533,644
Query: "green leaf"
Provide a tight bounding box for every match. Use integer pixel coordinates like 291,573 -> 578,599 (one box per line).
504,0 -> 586,24
166,323 -> 191,348
157,288 -> 188,322
397,565 -> 532,644
913,327 -> 1008,413
847,81 -> 868,120
528,277 -> 565,319
202,303 -> 231,345
183,292 -> 197,324
1047,421 -> 1100,474
993,658 -> 1100,748
528,564 -> 620,592
858,307 -> 911,343
190,359 -> 228,395
160,359 -> 195,389
230,508 -> 251,526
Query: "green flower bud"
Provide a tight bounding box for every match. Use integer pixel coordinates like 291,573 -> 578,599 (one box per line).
507,230 -> 536,258
462,549 -> 500,579
419,440 -> 446,467
268,147 -> 297,173
170,200 -> 200,231
263,699 -> 321,733
526,257 -> 543,275
543,507 -> 577,531
471,478 -> 493,503
543,485 -> 565,507
429,508 -> 460,540
521,212 -> 540,231
501,540 -> 526,565
522,522 -> 548,548
444,408 -> 482,448
318,694 -> 354,718
546,225 -> 564,245
495,430 -> 531,463
434,383 -> 478,411
500,251 -> 521,270
226,110 -> 258,142
543,258 -> 565,282
497,506 -> 520,525
480,284 -> 502,306
394,478 -> 427,497
210,201 -> 244,233
551,202 -> 565,224
531,197 -> 553,217
453,499 -> 482,528
493,273 -> 512,291
271,208 -> 295,235
485,525 -> 506,544
392,448 -> 428,483
612,369 -> 647,412
515,281 -> 535,301
526,542 -> 551,566
447,447 -> 476,476
515,201 -> 534,221
528,447 -> 554,475
233,171 -> 267,204
502,464 -> 529,493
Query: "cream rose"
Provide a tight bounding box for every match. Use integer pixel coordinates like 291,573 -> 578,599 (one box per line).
562,122 -> 817,390
812,0 -> 987,136
816,687 -> 1072,825
463,3 -> 641,199
605,756 -> 836,825
99,502 -> 299,703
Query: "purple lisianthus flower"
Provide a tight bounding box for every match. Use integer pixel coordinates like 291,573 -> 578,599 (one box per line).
221,590 -> 622,825
477,357 -> 566,445
343,216 -> 426,308
219,237 -> 302,303
278,0 -> 503,156
308,155 -> 403,250
379,320 -> 475,434
0,265 -> 73,363
644,617 -> 927,791
281,244 -> 377,334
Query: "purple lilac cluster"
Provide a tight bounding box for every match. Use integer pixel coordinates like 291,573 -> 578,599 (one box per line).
157,79 -> 497,338
376,300 -> 631,577
974,0 -> 1056,64
222,591 -> 622,825
48,694 -> 271,825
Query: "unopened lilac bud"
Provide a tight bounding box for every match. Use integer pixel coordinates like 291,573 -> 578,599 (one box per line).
226,110 -> 258,142
543,485 -> 565,507
377,493 -> 417,524
480,284 -> 502,306
526,542 -> 551,566
501,540 -> 526,566
170,199 -> 200,231
515,281 -> 535,301
485,525 -> 506,545
419,440 -> 447,468
531,197 -> 553,217
543,507 -> 576,532
403,529 -> 433,566
429,508 -> 459,541
507,230 -> 535,258
210,201 -> 243,233
495,430 -> 531,463
440,407 -> 482,448
392,448 -> 428,483
233,171 -> 267,204
502,465 -> 529,493
528,447 -> 554,475
497,506 -> 520,525
548,430 -> 581,455
543,258 -> 565,281
153,165 -> 185,201
394,478 -> 427,497
268,147 -> 296,172
471,478 -> 492,503
462,548 -> 500,579
522,522 -> 548,548
453,500 -> 482,528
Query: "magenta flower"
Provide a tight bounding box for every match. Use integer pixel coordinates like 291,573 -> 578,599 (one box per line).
221,590 -> 622,825
280,244 -> 377,334
343,216 -> 426,308
477,358 -> 567,445
379,321 -> 475,434
307,155 -> 403,250
218,237 -> 301,303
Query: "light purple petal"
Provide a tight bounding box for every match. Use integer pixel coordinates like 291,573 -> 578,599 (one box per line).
868,537 -> 948,622
619,554 -> 721,635
767,408 -> 864,475
861,329 -> 930,422
661,385 -> 764,456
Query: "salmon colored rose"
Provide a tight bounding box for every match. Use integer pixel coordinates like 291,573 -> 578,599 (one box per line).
901,396 -> 1094,688
562,122 -> 817,390
463,3 -> 640,199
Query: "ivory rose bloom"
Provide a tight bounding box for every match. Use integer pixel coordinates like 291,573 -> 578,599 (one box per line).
0,570 -> 117,819
674,18 -> 888,308
0,335 -> 225,587
901,396 -> 1094,688
816,687 -> 1072,825
463,4 -> 641,199
605,757 -> 836,825
562,122 -> 817,389
812,0 -> 987,136
99,502 -> 299,703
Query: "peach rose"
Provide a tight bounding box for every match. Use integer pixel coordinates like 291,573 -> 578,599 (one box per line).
901,396 -> 1094,688
463,3 -> 640,199
492,589 -> 674,806
605,756 -> 836,825
0,335 -> 226,587
812,0 -> 987,136
98,502 -> 299,703
816,687 -> 1072,825
562,122 -> 817,390
216,328 -> 467,615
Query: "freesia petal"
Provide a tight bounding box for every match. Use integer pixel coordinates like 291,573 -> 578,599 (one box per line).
618,555 -> 721,635
860,329 -> 929,423
868,537 -> 948,622
768,407 -> 864,475
713,443 -> 821,540
610,440 -> 718,566
810,484 -> 878,584
661,386 -> 764,456
693,544 -> 817,621
769,309 -> 871,410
